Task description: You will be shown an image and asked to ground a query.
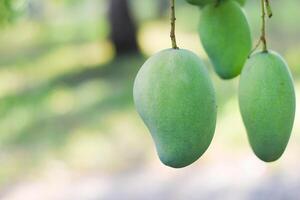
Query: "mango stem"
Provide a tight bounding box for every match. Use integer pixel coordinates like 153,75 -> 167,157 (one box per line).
261,0 -> 267,52
249,0 -> 273,55
170,0 -> 179,49
261,0 -> 272,52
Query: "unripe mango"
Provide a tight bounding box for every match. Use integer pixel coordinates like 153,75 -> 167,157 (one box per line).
239,51 -> 296,162
198,0 -> 251,79
134,49 -> 217,168
186,0 -> 246,7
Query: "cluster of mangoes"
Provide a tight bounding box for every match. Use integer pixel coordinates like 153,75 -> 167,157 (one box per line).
133,0 -> 296,168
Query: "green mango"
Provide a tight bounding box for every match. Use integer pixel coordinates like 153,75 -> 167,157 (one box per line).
239,51 -> 296,162
198,0 -> 251,79
133,49 -> 217,168
186,0 -> 246,7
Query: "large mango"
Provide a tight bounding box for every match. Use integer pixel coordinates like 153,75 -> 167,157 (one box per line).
134,49 -> 217,168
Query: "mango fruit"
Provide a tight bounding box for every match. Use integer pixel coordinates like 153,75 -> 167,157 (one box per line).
198,0 -> 251,79
186,0 -> 246,7
133,49 -> 217,168
239,51 -> 296,162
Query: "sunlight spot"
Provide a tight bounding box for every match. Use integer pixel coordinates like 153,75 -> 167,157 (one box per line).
73,80 -> 109,110
0,41 -> 114,99
0,70 -> 24,98
138,21 -> 207,58
48,88 -> 75,115
63,129 -> 114,169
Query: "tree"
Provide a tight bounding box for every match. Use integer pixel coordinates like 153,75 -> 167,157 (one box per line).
108,0 -> 139,55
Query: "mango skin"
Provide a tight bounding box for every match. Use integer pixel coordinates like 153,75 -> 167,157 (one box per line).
239,51 -> 296,162
186,0 -> 246,7
133,49 -> 217,168
198,0 -> 251,79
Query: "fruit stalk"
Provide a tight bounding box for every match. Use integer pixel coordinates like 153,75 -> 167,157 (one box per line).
170,0 -> 179,49
249,0 -> 273,55
261,0 -> 267,52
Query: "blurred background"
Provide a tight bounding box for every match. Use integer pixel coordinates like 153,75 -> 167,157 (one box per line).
0,0 -> 299,199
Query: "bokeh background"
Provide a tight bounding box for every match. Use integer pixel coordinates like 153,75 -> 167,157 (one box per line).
0,0 -> 299,199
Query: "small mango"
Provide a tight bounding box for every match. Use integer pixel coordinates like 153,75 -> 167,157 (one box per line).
134,49 -> 217,168
198,0 -> 251,79
239,51 -> 296,162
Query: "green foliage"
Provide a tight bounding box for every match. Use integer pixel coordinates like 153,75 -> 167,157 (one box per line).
0,0 -> 12,24
0,0 -> 26,25
239,51 -> 296,162
133,49 -> 217,168
198,0 -> 251,79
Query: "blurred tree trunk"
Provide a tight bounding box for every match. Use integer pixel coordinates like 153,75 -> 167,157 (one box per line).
108,0 -> 139,55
